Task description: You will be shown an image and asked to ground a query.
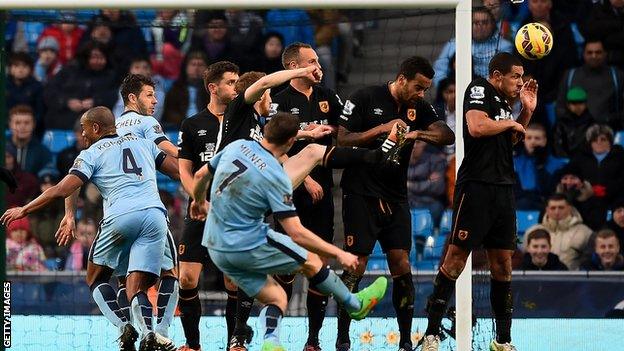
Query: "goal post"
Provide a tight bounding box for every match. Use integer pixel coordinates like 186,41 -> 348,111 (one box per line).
0,0 -> 473,350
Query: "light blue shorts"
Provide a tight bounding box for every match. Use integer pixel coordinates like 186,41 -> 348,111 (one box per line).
89,208 -> 168,276
208,229 -> 309,297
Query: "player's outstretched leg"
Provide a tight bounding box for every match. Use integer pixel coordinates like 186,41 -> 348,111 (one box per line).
284,122 -> 404,189
302,253 -> 387,321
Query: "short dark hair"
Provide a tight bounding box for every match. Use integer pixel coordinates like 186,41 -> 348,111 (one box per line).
203,61 -> 240,91
548,193 -> 570,205
129,55 -> 150,66
595,229 -> 618,245
397,56 -> 435,80
527,229 -> 551,246
488,52 -> 522,76
473,6 -> 496,25
8,104 -> 35,121
120,74 -> 156,105
583,38 -> 604,50
8,51 -> 34,70
235,71 -> 266,94
527,122 -> 547,134
263,112 -> 300,146
282,42 -> 313,69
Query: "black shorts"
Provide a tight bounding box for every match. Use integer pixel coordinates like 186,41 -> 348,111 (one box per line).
275,186 -> 335,243
342,192 -> 412,255
449,182 -> 517,251
178,218 -> 209,264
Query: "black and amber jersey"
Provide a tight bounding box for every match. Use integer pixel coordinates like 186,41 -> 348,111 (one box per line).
457,77 -> 515,186
218,94 -> 264,152
338,83 -> 440,201
271,84 -> 342,189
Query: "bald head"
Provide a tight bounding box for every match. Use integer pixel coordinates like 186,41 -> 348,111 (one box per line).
80,106 -> 117,146
83,106 -> 116,127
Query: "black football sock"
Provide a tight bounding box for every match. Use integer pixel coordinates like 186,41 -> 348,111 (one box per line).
178,287 -> 202,349
490,278 -> 513,344
225,287 -> 237,342
306,289 -> 328,346
425,270 -> 456,336
336,271 -> 362,346
393,273 -> 415,347
233,288 -> 254,338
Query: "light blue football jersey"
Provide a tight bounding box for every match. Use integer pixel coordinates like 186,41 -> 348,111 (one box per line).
69,134 -> 167,221
203,140 -> 296,252
115,110 -> 169,145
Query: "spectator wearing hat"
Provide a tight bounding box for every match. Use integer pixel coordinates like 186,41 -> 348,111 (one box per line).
34,36 -> 62,83
606,198 -> 624,254
521,228 -> 568,270
556,39 -> 624,131
6,52 -> 45,137
568,124 -> 624,230
7,105 -> 53,177
581,229 -> 624,271
553,86 -> 595,158
4,143 -> 38,208
514,122 -> 567,209
6,217 -> 47,272
554,163 -> 602,229
30,167 -> 66,260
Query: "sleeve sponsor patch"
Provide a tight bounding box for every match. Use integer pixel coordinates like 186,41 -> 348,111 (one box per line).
342,100 -> 355,116
470,86 -> 485,99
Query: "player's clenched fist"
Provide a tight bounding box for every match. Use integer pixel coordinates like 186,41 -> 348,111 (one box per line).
190,199 -> 209,221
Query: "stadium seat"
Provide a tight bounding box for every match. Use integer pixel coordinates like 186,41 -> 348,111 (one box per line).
371,242 -> 384,258
411,208 -> 433,238
423,233 -> 448,260
42,129 -> 76,153
367,257 -> 388,271
165,130 -> 179,145
413,258 -> 439,271
615,131 -> 624,147
516,210 -> 540,238
439,208 -> 453,235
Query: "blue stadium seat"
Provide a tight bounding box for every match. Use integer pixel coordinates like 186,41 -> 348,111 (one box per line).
516,210 -> 540,236
42,129 -> 76,153
371,242 -> 384,258
165,130 -> 179,145
615,131 -> 624,147
411,209 -> 433,238
367,257 -> 388,271
423,233 -> 448,260
439,208 -> 453,235
413,258 -> 439,271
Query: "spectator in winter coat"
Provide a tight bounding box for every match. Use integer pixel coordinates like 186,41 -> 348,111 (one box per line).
526,193 -> 593,270
43,41 -> 118,129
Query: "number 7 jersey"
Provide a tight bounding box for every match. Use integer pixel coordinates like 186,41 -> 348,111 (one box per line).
69,133 -> 167,221
203,139 -> 296,252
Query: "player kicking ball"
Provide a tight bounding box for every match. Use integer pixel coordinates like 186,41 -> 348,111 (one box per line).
191,112 -> 388,351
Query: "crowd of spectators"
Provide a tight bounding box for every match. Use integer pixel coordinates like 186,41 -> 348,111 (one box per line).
5,2 -> 624,273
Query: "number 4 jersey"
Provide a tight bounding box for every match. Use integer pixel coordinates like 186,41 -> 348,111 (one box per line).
70,134 -> 167,221
203,139 -> 296,252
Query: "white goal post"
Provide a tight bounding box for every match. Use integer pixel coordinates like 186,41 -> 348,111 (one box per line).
1,0 -> 473,349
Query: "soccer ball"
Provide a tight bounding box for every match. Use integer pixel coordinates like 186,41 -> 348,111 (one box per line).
514,22 -> 553,60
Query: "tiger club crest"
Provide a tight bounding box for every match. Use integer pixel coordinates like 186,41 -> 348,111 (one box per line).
319,101 -> 329,113
407,109 -> 416,121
